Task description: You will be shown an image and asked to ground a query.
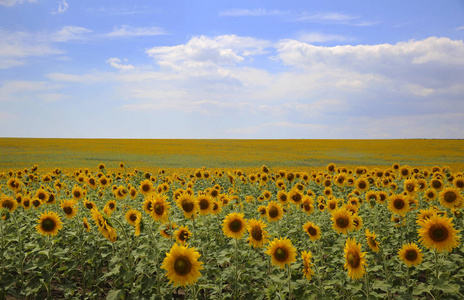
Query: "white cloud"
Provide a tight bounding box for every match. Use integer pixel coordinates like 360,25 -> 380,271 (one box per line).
106,25 -> 166,37
106,58 -> 135,71
456,26 -> 464,31
51,0 -> 68,15
294,11 -> 377,26
219,8 -> 285,17
297,32 -> 351,43
51,26 -> 92,42
0,81 -> 63,102
0,0 -> 36,6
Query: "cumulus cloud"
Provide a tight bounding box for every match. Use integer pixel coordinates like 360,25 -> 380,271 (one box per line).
106,58 -> 135,71
51,0 -> 68,15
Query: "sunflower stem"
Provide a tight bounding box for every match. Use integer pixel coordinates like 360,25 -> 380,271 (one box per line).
234,238 -> 239,300
287,264 -> 293,300
47,234 -> 53,300
364,268 -> 370,300
12,213 -> 25,298
0,217 -> 5,298
434,250 -> 441,300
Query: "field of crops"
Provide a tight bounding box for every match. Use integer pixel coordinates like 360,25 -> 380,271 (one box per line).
1,139 -> 464,299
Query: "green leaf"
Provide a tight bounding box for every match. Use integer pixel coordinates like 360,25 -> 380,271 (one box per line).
412,283 -> 432,296
436,282 -> 460,294
106,289 -> 124,300
372,280 -> 391,292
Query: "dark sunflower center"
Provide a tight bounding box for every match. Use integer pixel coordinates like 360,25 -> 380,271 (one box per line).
353,219 -> 359,227
432,181 -> 442,189
174,256 -> 192,276
358,182 -> 366,189
2,200 -> 13,210
38,193 -> 46,200
292,193 -> 302,203
83,222 -> 89,229
212,203 -> 218,211
308,227 -> 317,236
268,206 -> 278,218
443,191 -> 457,203
73,191 -> 81,198
89,178 -> 95,185
251,226 -> 263,241
393,198 -> 405,209
429,225 -> 449,242
259,208 -> 266,215
33,200 -> 41,207
427,192 -> 435,198
229,219 -> 243,232
181,200 -> 194,213
109,203 -> 115,209
304,203 -> 311,211
211,190 -> 218,197
405,249 -> 417,261
85,203 -> 94,209
274,247 -> 288,262
130,214 -> 137,222
279,195 -> 287,202
142,184 -> 150,192
456,180 -> 464,188
406,184 -> 414,192
347,252 -> 360,268
199,199 -> 209,210
336,216 -> 349,228
368,237 -> 377,247
42,218 -> 55,232
180,231 -> 189,241
63,206 -> 73,215
330,203 -> 336,209
101,179 -> 107,185
154,203 -> 164,215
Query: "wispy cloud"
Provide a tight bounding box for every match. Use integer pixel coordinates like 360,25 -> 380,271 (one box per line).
295,11 -> 378,26
0,0 -> 36,7
106,58 -> 135,71
51,26 -> 92,42
297,32 -> 352,43
51,0 -> 68,15
0,80 -> 63,102
106,25 -> 166,37
219,8 -> 286,17
457,26 -> 464,31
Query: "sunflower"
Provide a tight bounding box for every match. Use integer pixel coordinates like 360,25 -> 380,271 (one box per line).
196,194 -> 212,216
36,211 -> 62,236
327,198 -> 339,212
83,217 -> 91,232
98,176 -> 110,188
399,166 -> 411,178
303,221 -> 321,241
365,229 -> 380,252
276,191 -> 289,206
22,196 -> 31,210
222,212 -> 247,239
211,200 -> 222,215
35,188 -> 49,203
161,223 -> 178,239
301,250 -> 315,280
454,177 -> 464,190
265,237 -> 297,269
344,238 -> 367,280
150,193 -> 171,222
352,214 -> 363,231
266,201 -> 284,222
438,187 -> 463,209
416,207 -> 438,225
60,199 -> 78,218
301,196 -> 314,215
0,196 -> 18,213
139,179 -> 153,196
387,194 -> 410,216
175,225 -> 192,245
355,177 -> 369,193
246,219 -> 269,248
404,179 -> 418,195
7,178 -> 21,192
70,185 -> 84,201
398,243 -> 423,267
418,214 -> 460,252
365,191 -> 378,204
32,197 -> 42,209
257,205 -> 267,218
134,217 -> 144,236
176,193 -> 198,219
125,209 -> 142,226
430,178 -> 444,191
103,200 -> 117,216
331,208 -> 355,235
423,188 -> 437,202
288,189 -> 303,205
161,243 -> 204,287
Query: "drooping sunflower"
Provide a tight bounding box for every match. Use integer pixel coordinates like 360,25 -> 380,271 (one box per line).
416,207 -> 438,225
387,194 -> 410,216
398,242 -> 423,267
160,223 -> 178,239
246,218 -> 269,248
303,221 -> 321,241
365,229 -> 380,252
438,187 -> 463,209
418,214 -> 460,252
0,196 -> 18,213
352,214 -> 363,231
331,207 -> 355,235
161,243 -> 204,287
83,217 -> 91,232
125,209 -> 142,226
301,250 -> 315,281
344,238 -> 367,280
150,193 -> 171,222
222,212 -> 247,239
265,237 -> 297,269
196,194 -> 212,216
175,225 -> 192,245
176,193 -> 198,219
36,211 -> 63,236
266,201 -> 284,222
60,199 -> 78,218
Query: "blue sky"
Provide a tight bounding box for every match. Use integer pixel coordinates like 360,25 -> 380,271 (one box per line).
1,0 -> 464,138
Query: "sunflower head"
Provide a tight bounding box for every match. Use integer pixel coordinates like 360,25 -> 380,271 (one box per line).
175,225 -> 192,245
303,221 -> 321,241
398,242 -> 423,267
36,211 -> 63,236
222,212 -> 247,239
176,194 -> 198,219
266,201 -> 284,222
161,243 -> 204,287
387,194 -> 410,216
265,237 -> 297,269
125,209 -> 142,226
196,194 -> 212,216
247,219 -> 268,248
344,238 -> 367,280
150,194 -> 171,222
418,214 -> 460,252
0,196 -> 18,213
301,250 -> 315,280
331,208 -> 355,234
439,187 -> 463,209
365,229 -> 380,252
60,199 -> 78,218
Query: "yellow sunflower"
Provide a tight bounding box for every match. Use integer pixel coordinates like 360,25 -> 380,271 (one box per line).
246,218 -> 269,248
60,199 -> 78,218
344,238 -> 367,280
352,214 -> 363,231
71,185 -> 85,201
176,193 -> 198,219
196,194 -> 212,216
98,176 -> 110,188
277,191 -> 289,206
404,179 -> 418,195
7,178 -> 21,192
34,188 -> 49,203
416,207 -> 438,225
222,212 -> 247,239
32,197 -> 43,209
453,177 -> 464,190
398,243 -> 423,267
418,214 -> 460,252
175,225 -> 192,245
288,189 -> 303,205
36,211 -> 63,236
257,205 -> 267,218
331,207 -> 355,235
160,223 -> 178,239
125,209 -> 142,226
139,179 -> 153,196
424,188 -> 437,202
83,217 -> 91,232
301,250 -> 315,280
355,177 -> 369,192
22,196 -> 31,210
438,187 -> 463,209
266,201 -> 284,222
303,221 -> 321,241
161,243 -> 204,287
211,200 -> 222,215
326,198 -> 339,212
103,200 -> 117,216
301,196 -> 314,215
365,229 -> 380,252
265,237 -> 297,269
0,196 -> 18,213
387,194 -> 410,216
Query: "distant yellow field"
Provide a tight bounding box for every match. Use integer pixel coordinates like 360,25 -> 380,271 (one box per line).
0,138 -> 463,171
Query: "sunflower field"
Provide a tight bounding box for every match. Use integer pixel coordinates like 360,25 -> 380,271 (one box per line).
1,163 -> 464,299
